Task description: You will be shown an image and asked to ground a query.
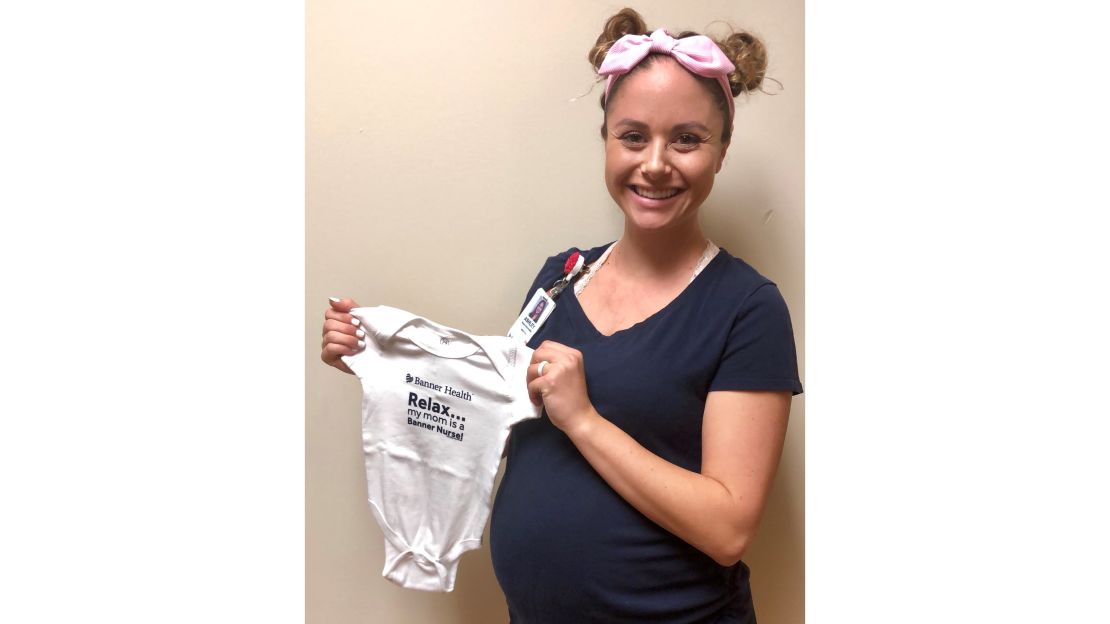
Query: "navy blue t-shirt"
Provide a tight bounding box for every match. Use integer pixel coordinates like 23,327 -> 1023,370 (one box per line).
490,242 -> 802,624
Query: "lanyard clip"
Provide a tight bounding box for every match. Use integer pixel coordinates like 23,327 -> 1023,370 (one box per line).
547,251 -> 586,299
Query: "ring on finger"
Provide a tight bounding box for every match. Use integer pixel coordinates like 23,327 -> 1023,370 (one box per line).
537,360 -> 549,376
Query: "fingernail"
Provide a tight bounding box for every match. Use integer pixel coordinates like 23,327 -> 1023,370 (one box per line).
351,318 -> 360,326
356,329 -> 365,338
328,297 -> 340,303
357,340 -> 366,349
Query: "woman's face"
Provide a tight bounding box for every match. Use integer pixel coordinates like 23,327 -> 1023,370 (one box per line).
604,56 -> 729,234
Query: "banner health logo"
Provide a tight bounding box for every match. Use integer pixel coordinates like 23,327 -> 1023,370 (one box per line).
405,373 -> 413,383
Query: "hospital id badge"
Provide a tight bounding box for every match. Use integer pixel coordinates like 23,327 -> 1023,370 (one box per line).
507,288 -> 555,343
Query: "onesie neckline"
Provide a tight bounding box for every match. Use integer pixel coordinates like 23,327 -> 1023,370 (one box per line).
352,306 -> 519,382
397,323 -> 481,359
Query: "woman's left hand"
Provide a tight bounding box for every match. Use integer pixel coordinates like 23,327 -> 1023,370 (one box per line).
527,340 -> 599,434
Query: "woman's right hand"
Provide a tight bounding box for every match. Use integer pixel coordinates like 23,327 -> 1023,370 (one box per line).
321,297 -> 365,375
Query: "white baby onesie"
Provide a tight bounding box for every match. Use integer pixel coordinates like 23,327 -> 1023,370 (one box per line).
340,306 -> 542,592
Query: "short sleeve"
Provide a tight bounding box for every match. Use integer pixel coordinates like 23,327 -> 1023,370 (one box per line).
709,282 -> 803,395
506,344 -> 544,426
339,308 -> 388,382
510,391 -> 544,427
339,337 -> 378,381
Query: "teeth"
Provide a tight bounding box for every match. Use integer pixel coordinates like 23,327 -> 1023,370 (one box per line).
633,186 -> 681,199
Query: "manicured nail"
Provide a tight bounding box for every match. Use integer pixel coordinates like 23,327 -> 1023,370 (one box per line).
357,340 -> 366,349
351,318 -> 360,327
356,329 -> 365,338
328,297 -> 340,303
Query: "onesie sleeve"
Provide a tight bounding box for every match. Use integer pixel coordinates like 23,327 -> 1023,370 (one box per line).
506,344 -> 544,426
339,308 -> 386,382
709,282 -> 804,395
509,392 -> 544,427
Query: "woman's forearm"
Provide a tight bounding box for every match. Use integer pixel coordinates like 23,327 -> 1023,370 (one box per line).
563,409 -> 757,566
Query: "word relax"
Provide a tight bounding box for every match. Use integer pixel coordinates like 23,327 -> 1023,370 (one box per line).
408,392 -> 457,418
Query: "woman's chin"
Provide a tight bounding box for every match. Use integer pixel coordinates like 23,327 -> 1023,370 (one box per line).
620,206 -> 694,233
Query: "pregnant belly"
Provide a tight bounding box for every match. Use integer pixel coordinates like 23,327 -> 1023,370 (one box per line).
489,427 -> 735,622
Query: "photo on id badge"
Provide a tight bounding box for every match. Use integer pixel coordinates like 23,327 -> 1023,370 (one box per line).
528,297 -> 548,322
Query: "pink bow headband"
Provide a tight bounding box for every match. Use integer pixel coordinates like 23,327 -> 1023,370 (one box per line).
598,28 -> 737,122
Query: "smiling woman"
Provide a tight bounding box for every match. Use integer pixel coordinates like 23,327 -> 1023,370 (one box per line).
310,3 -> 804,624
481,11 -> 800,623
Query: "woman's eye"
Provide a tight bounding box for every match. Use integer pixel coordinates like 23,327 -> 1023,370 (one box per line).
619,132 -> 646,144
675,133 -> 703,147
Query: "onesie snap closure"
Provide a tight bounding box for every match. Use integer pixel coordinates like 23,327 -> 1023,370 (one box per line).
382,540 -> 455,593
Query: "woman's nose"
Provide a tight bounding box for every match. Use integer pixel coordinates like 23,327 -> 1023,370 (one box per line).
640,140 -> 672,179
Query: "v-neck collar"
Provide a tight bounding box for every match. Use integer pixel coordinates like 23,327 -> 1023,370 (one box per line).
565,244 -> 725,340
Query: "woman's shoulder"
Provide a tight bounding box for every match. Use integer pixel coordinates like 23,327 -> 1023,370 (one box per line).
703,248 -> 800,330
705,249 -> 803,395
712,247 -> 780,297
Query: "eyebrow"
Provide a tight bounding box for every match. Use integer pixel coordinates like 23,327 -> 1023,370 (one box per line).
611,119 -> 712,133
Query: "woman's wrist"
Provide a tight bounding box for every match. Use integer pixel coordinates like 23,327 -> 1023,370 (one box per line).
563,406 -> 603,441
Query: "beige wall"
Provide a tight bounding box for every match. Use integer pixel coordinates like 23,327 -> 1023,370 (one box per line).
307,1 -> 804,622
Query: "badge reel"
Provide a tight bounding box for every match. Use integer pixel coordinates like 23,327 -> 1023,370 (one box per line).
507,252 -> 587,343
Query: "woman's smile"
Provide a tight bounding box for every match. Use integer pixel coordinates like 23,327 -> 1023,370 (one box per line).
629,185 -> 684,200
